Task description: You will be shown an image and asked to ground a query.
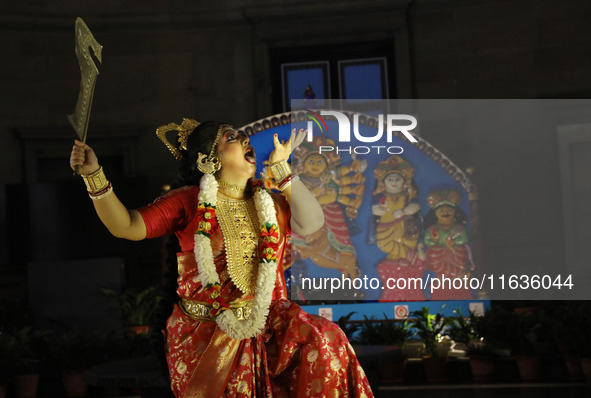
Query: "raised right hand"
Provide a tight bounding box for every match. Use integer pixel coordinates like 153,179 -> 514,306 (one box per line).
70,140 -> 100,175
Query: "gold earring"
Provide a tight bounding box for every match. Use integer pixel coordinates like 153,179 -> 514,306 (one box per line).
197,153 -> 222,174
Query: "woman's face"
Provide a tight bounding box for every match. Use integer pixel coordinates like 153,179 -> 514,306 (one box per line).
383,173 -> 404,194
435,205 -> 456,226
215,127 -> 256,181
303,154 -> 328,178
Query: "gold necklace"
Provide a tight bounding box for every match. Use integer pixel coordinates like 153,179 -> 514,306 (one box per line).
217,180 -> 246,192
217,189 -> 248,201
216,195 -> 260,294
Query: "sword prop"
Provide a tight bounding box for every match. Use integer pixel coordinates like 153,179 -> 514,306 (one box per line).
67,17 -> 103,175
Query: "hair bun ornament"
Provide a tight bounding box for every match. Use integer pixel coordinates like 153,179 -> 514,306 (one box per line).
156,118 -> 201,159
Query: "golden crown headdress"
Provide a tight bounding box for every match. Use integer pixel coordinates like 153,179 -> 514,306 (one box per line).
373,155 -> 416,196
293,135 -> 340,175
373,155 -> 414,182
427,189 -> 461,209
156,118 -> 201,160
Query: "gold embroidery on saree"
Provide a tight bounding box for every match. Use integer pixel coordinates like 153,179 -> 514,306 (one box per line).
177,253 -> 198,276
216,196 -> 260,294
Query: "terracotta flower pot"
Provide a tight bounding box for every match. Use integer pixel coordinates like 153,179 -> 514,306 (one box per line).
62,370 -> 89,397
469,354 -> 496,382
378,358 -> 407,384
556,343 -> 584,382
14,374 -> 40,398
422,355 -> 448,383
562,355 -> 585,382
515,355 -> 542,381
580,358 -> 591,384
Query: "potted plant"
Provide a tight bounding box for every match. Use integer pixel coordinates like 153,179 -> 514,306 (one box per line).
0,332 -> 16,398
49,330 -> 108,397
545,301 -> 585,381
410,307 -> 453,383
350,314 -> 411,384
564,301 -> 591,383
336,312 -> 360,341
101,285 -> 164,334
12,326 -> 52,398
448,308 -> 497,381
353,314 -> 411,347
506,307 -> 551,381
81,330 -> 155,397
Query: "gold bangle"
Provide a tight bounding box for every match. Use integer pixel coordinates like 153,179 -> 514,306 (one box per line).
269,160 -> 291,183
81,166 -> 109,193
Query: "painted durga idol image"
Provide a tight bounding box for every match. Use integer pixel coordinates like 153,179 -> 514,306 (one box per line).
243,109 -> 481,303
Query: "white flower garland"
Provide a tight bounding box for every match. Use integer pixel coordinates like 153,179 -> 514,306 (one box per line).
193,173 -> 278,340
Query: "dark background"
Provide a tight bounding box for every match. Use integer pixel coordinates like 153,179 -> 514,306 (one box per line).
1,0 -> 591,324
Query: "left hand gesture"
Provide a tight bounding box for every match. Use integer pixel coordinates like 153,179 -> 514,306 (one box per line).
268,128 -> 306,165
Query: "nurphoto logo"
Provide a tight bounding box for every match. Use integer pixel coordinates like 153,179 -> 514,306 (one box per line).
305,110 -> 418,155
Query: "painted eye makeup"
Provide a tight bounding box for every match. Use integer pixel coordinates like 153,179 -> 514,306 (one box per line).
224,130 -> 237,141
223,129 -> 243,142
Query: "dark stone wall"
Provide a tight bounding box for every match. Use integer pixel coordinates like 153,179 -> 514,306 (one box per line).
411,0 -> 591,98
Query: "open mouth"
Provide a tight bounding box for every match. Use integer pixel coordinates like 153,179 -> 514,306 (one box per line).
244,146 -> 256,164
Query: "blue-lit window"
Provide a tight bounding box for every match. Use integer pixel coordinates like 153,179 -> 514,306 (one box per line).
281,62 -> 329,111
339,58 -> 389,100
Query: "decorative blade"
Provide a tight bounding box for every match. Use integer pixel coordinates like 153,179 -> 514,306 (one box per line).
67,17 -> 103,143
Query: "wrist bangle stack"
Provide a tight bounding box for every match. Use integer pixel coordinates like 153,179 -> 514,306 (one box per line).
269,160 -> 291,183
82,166 -> 108,192
270,159 -> 298,192
81,166 -> 113,200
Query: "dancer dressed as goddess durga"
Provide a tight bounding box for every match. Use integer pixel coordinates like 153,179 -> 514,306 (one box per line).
69,119 -> 373,397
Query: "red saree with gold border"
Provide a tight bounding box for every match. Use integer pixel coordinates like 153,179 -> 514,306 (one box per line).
137,186 -> 373,397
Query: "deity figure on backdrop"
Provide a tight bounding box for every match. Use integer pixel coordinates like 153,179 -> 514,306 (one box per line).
423,189 -> 474,300
291,136 -> 366,281
368,155 -> 425,301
